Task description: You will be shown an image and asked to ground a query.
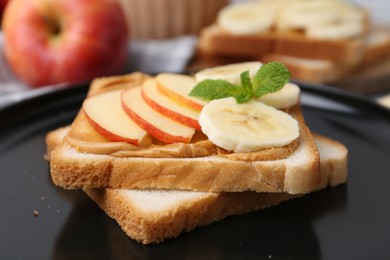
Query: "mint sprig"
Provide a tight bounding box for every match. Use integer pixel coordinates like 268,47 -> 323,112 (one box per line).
189,61 -> 290,103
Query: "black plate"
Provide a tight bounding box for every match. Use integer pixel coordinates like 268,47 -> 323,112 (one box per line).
0,82 -> 389,260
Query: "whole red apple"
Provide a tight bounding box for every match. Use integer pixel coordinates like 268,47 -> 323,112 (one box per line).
2,0 -> 128,88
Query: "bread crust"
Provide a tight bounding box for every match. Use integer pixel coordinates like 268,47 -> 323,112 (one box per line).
83,188 -> 300,244
313,133 -> 348,188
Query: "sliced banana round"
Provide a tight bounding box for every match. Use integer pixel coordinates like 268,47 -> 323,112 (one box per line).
195,61 -> 262,85
217,2 -> 275,35
276,0 -> 365,38
256,83 -> 301,109
199,97 -> 300,153
277,0 -> 339,31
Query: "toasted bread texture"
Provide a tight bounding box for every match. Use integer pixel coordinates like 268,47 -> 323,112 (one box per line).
46,127 -> 348,244
49,72 -> 321,194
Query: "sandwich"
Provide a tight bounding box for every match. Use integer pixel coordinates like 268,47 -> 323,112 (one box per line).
198,0 -> 369,62
46,61 -> 349,244
46,127 -> 347,244
194,0 -> 390,85
49,62 -> 323,194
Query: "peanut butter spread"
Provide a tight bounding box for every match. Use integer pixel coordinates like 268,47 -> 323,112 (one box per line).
66,106 -> 300,161
65,73 -> 300,162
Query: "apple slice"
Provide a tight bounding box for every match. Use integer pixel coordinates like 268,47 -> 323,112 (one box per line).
83,90 -> 148,145
122,86 -> 196,144
156,73 -> 208,111
142,79 -> 201,130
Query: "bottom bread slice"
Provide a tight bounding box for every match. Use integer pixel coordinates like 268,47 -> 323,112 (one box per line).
83,134 -> 347,244
84,188 -> 301,245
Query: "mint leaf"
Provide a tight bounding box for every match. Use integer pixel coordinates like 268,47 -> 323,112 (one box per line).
189,61 -> 291,104
236,71 -> 253,103
189,79 -> 242,101
253,61 -> 290,97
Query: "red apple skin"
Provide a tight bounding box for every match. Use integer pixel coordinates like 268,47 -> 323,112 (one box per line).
121,89 -> 192,144
2,0 -> 128,88
141,86 -> 201,130
142,91 -> 201,130
121,102 -> 191,144
83,110 -> 140,145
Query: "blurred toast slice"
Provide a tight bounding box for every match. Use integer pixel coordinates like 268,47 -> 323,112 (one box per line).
198,24 -> 366,66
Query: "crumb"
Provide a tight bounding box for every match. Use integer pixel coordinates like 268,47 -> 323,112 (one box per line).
33,209 -> 39,217
39,196 -> 46,201
268,255 -> 272,259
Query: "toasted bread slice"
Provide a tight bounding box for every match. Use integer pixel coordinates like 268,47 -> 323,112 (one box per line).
46,127 -> 348,244
198,25 -> 366,66
50,109 -> 320,194
49,73 -> 320,194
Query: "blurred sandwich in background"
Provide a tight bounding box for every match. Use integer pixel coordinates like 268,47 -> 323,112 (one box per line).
189,0 -> 390,94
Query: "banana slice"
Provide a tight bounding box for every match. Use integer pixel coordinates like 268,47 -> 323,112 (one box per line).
195,61 -> 262,85
277,0 -> 339,31
199,97 -> 299,153
217,2 -> 275,35
256,83 -> 300,109
276,0 -> 365,39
